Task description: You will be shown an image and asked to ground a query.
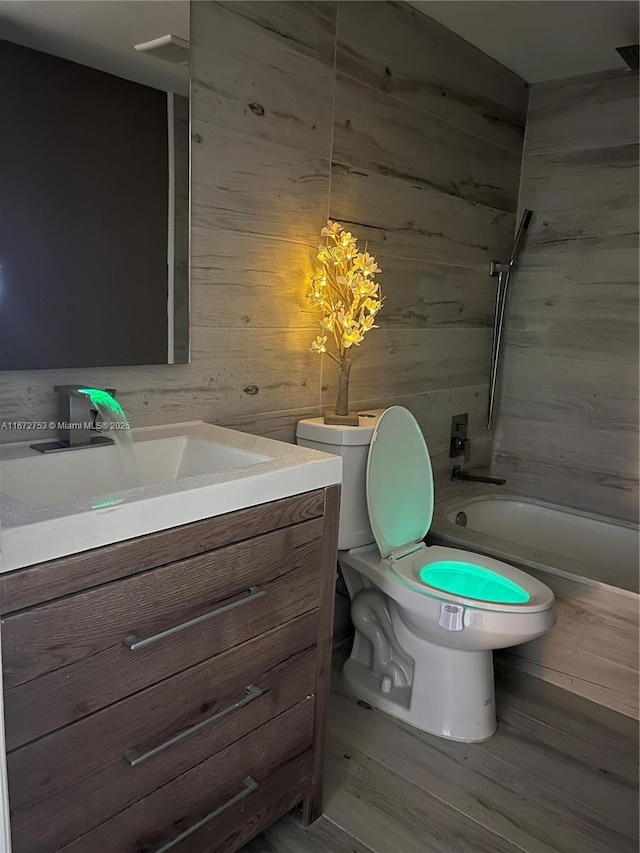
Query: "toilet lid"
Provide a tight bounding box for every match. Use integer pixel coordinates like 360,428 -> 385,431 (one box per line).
366,406 -> 434,559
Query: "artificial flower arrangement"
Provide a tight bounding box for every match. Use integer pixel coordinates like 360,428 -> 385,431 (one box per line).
307,220 -> 383,424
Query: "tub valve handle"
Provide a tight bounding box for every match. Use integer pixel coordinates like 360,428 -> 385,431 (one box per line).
449,414 -> 470,462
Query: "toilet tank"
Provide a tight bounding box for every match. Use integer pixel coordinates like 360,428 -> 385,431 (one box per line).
296,411 -> 382,550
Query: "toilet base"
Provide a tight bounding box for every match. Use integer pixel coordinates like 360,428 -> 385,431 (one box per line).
343,634 -> 497,743
338,558 -> 499,742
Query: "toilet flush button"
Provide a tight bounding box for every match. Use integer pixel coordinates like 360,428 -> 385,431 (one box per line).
439,602 -> 465,631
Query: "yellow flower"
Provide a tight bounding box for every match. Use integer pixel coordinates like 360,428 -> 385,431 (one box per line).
310,335 -> 328,353
363,297 -> 381,313
306,275 -> 329,306
337,309 -> 354,329
346,270 -> 365,290
342,327 -> 364,348
360,313 -> 377,332
357,278 -> 378,297
320,220 -> 342,238
353,252 -> 381,276
321,319 -> 333,333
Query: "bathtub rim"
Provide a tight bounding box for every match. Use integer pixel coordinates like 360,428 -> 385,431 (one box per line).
431,491 -> 639,599
441,492 -> 638,532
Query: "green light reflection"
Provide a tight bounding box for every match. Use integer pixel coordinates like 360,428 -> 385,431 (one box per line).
419,561 -> 530,604
91,498 -> 124,509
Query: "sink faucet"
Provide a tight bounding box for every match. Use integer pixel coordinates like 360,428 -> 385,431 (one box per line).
55,385 -> 119,448
451,465 -> 506,486
30,386 -> 117,453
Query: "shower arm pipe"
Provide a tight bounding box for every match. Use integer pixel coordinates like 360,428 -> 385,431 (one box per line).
487,209 -> 533,430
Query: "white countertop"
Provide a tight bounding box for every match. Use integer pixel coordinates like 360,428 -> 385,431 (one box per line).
0,421 -> 342,573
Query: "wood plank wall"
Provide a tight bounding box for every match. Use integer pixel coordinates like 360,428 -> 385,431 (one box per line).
325,1 -> 526,490
493,69 -> 640,524
0,1 -> 526,485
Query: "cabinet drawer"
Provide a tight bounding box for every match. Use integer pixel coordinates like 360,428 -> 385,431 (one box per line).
55,699 -> 314,853
4,517 -> 323,747
8,614 -> 317,853
0,490 -> 326,614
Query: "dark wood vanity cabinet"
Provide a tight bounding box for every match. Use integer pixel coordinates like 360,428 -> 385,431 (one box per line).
0,486 -> 340,853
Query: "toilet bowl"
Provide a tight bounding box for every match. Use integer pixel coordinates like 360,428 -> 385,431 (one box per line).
297,406 -> 555,742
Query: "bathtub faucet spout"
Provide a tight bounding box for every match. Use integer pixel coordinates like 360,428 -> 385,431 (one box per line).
451,466 -> 506,485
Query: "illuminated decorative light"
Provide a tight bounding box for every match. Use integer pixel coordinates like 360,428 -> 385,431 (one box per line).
306,220 -> 383,365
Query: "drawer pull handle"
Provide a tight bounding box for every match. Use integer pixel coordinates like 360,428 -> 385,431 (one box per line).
123,586 -> 266,651
124,684 -> 263,767
153,777 -> 258,853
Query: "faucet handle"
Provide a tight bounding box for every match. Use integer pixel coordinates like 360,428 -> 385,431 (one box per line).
451,435 -> 471,462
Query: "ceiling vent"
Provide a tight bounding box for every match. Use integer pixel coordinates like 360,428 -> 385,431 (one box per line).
615,44 -> 639,70
134,34 -> 189,66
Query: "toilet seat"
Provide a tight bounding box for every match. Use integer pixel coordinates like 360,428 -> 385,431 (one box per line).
390,543 -> 554,613
365,408 -> 553,613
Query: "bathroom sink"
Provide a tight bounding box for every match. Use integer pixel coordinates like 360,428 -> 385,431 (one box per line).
0,420 -> 341,572
1,435 -> 271,509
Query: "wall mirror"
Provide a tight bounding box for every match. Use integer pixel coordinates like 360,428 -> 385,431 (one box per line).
0,0 -> 190,369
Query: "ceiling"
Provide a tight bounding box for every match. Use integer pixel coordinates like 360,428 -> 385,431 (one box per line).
409,1 -> 639,82
0,0 -> 189,93
1,1 -> 636,93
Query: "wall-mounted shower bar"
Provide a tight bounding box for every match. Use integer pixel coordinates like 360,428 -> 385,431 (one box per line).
487,209 -> 533,430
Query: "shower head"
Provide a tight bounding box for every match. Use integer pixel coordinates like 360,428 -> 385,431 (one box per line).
134,34 -> 190,66
616,45 -> 639,70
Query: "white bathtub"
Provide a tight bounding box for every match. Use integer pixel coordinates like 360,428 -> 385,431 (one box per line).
431,495 -> 639,593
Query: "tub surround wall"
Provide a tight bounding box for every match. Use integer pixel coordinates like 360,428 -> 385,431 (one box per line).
493,69 -> 640,524
0,1 -> 526,491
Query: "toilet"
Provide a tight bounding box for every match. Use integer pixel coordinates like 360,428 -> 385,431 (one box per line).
296,406 -> 555,742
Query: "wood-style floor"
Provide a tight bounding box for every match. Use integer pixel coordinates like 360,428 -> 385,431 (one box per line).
244,652 -> 639,853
